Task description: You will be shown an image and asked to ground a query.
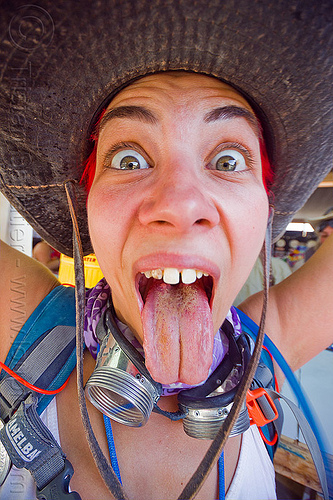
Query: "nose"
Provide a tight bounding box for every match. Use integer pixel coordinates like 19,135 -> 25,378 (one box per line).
138,163 -> 220,233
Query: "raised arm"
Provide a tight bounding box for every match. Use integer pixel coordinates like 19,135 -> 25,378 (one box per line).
0,240 -> 60,362
240,233 -> 333,372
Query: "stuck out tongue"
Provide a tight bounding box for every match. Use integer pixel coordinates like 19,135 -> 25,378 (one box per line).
141,280 -> 214,385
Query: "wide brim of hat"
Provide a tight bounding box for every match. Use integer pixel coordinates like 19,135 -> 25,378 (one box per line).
309,211 -> 333,230
1,0 -> 333,256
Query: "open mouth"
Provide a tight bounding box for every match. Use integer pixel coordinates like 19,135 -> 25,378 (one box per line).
135,266 -> 216,384
137,268 -> 214,307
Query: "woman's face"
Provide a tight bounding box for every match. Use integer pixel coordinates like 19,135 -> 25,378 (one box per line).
88,72 -> 269,385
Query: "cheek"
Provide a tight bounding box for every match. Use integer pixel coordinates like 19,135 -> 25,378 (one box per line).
87,184 -> 125,276
224,187 -> 269,289
211,191 -> 268,333
238,192 -> 268,240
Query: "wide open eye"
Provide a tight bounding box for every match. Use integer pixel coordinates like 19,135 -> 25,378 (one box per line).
208,149 -> 247,172
111,149 -> 150,170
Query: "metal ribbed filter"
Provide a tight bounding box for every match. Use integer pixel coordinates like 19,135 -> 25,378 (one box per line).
180,402 -> 250,440
85,367 -> 155,427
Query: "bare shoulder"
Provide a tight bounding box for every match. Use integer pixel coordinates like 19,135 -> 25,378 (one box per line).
239,233 -> 333,373
0,240 -> 60,361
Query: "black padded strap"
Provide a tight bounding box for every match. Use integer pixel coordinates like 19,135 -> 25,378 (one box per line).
0,395 -> 80,499
0,395 -> 65,487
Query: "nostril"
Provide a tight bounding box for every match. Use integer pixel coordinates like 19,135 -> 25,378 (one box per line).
195,218 -> 214,227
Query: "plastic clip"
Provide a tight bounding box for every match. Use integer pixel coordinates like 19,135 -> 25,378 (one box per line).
36,459 -> 81,500
246,388 -> 278,427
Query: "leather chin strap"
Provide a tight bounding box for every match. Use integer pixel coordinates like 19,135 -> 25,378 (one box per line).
65,180 -> 274,500
65,181 -> 129,500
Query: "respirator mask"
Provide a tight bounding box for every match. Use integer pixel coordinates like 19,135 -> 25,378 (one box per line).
85,303 -> 251,439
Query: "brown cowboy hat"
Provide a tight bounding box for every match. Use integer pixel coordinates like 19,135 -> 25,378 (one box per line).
309,207 -> 333,232
1,0 -> 333,255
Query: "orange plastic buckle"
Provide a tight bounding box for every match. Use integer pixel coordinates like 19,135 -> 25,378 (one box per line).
246,388 -> 278,427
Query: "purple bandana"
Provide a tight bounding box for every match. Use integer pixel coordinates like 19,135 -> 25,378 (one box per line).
84,278 -> 243,396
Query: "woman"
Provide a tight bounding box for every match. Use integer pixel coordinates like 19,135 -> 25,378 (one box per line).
0,1 -> 333,499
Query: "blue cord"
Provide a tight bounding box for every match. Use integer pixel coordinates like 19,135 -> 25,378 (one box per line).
103,414 -> 122,484
218,451 -> 225,500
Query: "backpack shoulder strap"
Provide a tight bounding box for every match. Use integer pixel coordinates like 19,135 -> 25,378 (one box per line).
0,285 -> 81,499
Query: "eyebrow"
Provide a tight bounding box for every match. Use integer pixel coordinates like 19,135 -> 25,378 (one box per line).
97,105 -> 158,134
97,104 -> 261,138
204,105 -> 261,138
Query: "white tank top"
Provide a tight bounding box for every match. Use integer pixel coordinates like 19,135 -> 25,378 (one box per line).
226,425 -> 277,499
0,399 -> 276,500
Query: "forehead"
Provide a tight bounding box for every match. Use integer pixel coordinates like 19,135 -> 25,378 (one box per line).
106,72 -> 256,117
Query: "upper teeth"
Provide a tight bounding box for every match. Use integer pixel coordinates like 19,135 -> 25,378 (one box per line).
142,268 -> 208,285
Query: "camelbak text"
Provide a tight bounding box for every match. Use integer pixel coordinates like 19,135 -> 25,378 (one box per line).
6,418 -> 42,462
